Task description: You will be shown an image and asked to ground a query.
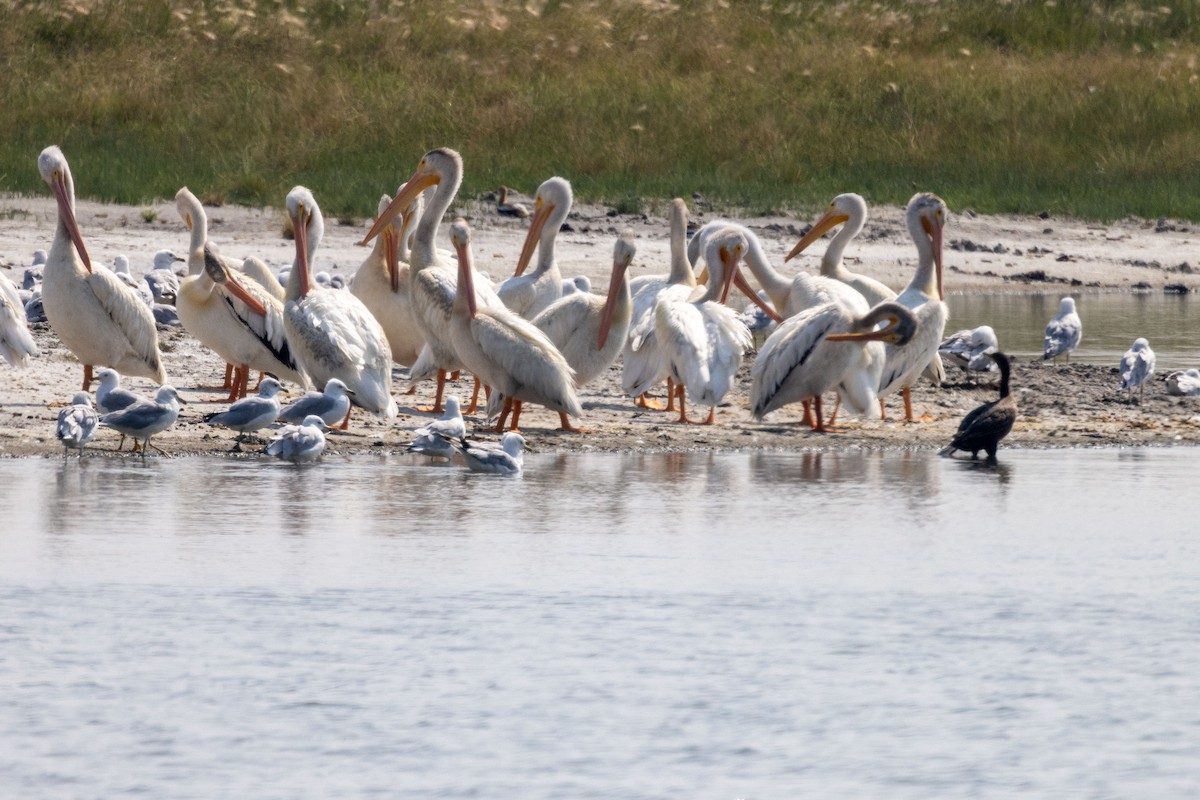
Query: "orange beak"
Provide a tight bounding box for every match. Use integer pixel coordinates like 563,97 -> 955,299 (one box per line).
784,210 -> 849,262
453,232 -> 477,319
730,268 -> 783,322
362,166 -> 439,246
514,198 -> 554,277
385,224 -> 400,293
597,253 -> 631,350
52,170 -> 91,272
293,204 -> 311,298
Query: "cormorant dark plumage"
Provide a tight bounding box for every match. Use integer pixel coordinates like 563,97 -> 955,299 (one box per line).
940,351 -> 1017,460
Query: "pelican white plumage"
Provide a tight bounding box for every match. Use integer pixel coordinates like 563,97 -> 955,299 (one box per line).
266,414 -> 327,462
497,176 -> 571,319
405,395 -> 466,459
1043,297 -> 1082,362
445,218 -> 581,432
38,146 -> 166,391
203,376 -> 284,449
278,378 -> 353,426
655,227 -> 755,424
449,432 -> 527,475
784,193 -> 897,306
362,148 -> 502,413
875,192 -> 950,422
283,186 -> 397,426
0,271 -> 37,367
56,392 -> 98,456
939,325 -> 1000,375
99,385 -> 186,458
350,192 -> 426,367
1166,369 -> 1200,397
1119,337 -> 1155,400
175,187 -> 305,400
751,287 -> 918,430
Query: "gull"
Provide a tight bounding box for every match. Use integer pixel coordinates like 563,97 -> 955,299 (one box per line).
447,432 -> 527,475
1119,338 -> 1156,401
203,376 -> 284,450
266,414 -> 327,462
99,385 -> 186,458
277,378 -> 353,426
144,249 -> 184,304
405,395 -> 466,459
1043,297 -> 1082,362
55,392 -> 99,457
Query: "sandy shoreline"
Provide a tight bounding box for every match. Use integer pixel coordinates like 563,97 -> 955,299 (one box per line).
3,191 -> 1199,459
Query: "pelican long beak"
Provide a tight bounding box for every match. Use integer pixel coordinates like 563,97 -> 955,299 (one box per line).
362,167 -> 439,245
718,245 -> 741,304
385,224 -> 400,293
223,271 -> 268,317
597,254 -> 630,350
515,199 -> 554,277
921,215 -> 945,300
52,171 -> 91,272
785,210 -> 849,262
825,313 -> 907,343
293,205 -> 311,298
453,234 -> 477,319
730,268 -> 784,322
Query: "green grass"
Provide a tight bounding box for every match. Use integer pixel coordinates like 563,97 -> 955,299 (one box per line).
4,0 -> 1200,220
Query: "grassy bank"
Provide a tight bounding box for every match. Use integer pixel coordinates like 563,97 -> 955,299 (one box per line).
3,0 -> 1200,220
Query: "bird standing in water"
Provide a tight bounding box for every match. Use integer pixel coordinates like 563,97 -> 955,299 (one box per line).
940,352 -> 1017,461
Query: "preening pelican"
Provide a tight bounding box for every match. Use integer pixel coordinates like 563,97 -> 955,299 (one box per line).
175,187 -> 305,400
876,192 -> 950,422
0,271 -> 37,367
446,218 -> 582,432
350,192 -> 426,367
1043,297 -> 1081,362
498,176 -> 572,319
1119,337 -> 1155,400
751,290 -> 918,431
38,146 -> 165,390
940,352 -> 1017,460
362,148 -> 502,413
655,227 -> 755,424
284,186 -> 397,425
1166,369 -> 1200,397
785,193 -> 897,306
56,392 -> 98,457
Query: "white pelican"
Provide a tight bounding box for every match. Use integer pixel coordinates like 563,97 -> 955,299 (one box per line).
56,392 -> 98,457
446,218 -> 581,432
784,193 -> 896,306
751,294 -> 918,431
1166,369 -> 1200,397
655,227 -> 755,424
240,256 -> 286,302
624,198 -> 700,410
939,325 -> 1000,375
283,186 -> 397,425
875,192 -> 950,422
1119,337 -> 1156,400
450,432 -> 527,475
350,192 -> 426,367
497,176 -> 571,319
203,376 -> 284,450
0,271 -> 37,367
405,395 -> 466,459
175,187 -> 305,400
362,149 -> 477,412
38,146 -> 166,391
940,352 -> 1017,461
524,231 -> 637,430
278,378 -> 353,426
1043,297 -> 1082,362
266,415 -> 327,462
99,385 -> 186,458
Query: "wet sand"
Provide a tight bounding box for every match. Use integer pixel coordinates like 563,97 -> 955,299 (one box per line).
2,191 -> 1198,458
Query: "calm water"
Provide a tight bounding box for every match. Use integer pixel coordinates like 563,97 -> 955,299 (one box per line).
949,291 -> 1200,370
2,450 -> 1199,798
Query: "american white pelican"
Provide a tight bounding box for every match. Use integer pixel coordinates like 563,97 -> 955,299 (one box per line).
56,392 -> 98,457
362,148 -> 497,413
751,294 -> 918,431
497,186 -> 530,218
144,250 -> 184,305
1166,369 -> 1200,397
939,325 -> 1000,375
350,192 -> 426,367
405,395 -> 466,459
1119,338 -> 1155,400
940,352 -> 1017,461
655,227 -> 755,424
497,176 -> 571,319
785,193 -> 897,306
266,415 -> 327,462
278,378 -> 353,426
175,187 -> 305,400
1043,297 -> 1082,362
240,256 -> 286,302
450,432 -> 527,475
525,231 -> 637,430
38,146 -> 166,391
283,186 -> 397,425
99,385 -> 186,458
203,376 -> 284,450
446,218 -> 581,432
876,192 -> 950,422
0,271 -> 37,367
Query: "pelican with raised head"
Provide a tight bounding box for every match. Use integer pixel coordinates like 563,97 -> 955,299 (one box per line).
785,193 -> 896,306
497,176 -> 571,319
38,146 -> 166,391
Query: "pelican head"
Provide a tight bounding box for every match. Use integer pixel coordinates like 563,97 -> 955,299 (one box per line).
785,192 -> 868,262
449,217 -> 478,319
906,191 -> 947,300
826,302 -> 919,345
175,186 -> 203,233
598,231 -> 637,350
286,186 -> 323,300
701,227 -> 782,322
39,145 -> 91,272
515,176 -> 573,276
362,148 -> 463,246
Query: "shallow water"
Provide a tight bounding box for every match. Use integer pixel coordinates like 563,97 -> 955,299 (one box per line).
949,291 -> 1200,370
2,450 -> 1199,798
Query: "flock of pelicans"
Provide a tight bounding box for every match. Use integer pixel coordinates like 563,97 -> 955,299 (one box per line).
0,144 -> 1177,471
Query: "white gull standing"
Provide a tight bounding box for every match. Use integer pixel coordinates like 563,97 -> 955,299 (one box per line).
55,392 -> 99,457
